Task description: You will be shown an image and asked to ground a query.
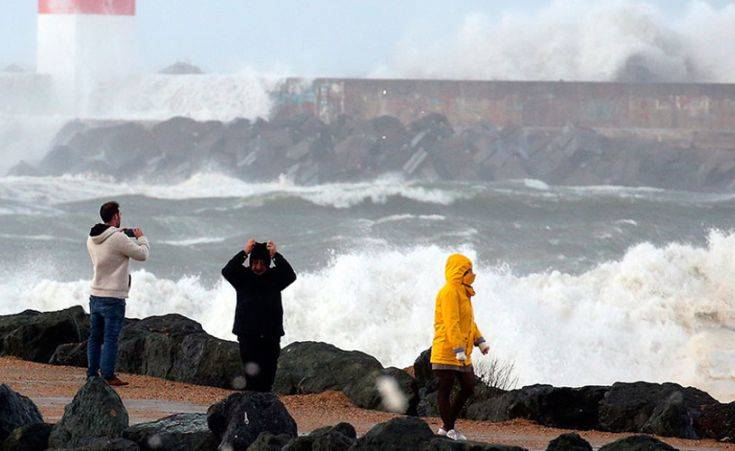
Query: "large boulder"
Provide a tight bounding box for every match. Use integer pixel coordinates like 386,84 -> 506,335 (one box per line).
283,423 -> 357,451
465,384 -> 607,430
598,382 -> 716,438
246,433 -> 293,451
369,115 -> 409,159
0,422 -> 51,451
117,314 -> 204,376
408,113 -> 454,151
343,367 -> 418,414
168,334 -> 241,389
695,401 -> 735,442
640,391 -> 700,439
275,342 -> 418,414
0,307 -> 88,363
332,135 -> 377,175
0,385 -> 43,442
274,342 -> 381,394
350,417 -> 434,451
150,117 -> 224,177
123,413 -> 217,451
116,314 -> 242,389
545,433 -> 592,451
115,323 -> 151,375
50,341 -> 88,368
39,122 -> 158,179
48,377 -> 129,448
598,435 -> 677,451
207,392 -> 297,451
309,423 -> 356,451
413,348 -> 434,392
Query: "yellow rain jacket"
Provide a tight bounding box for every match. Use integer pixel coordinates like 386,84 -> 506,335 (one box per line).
430,254 -> 486,367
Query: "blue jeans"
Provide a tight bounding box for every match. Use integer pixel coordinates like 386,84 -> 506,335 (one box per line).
87,296 -> 126,378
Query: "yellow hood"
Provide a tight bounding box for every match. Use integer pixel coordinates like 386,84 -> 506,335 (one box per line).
445,253 -> 472,285
431,253 -> 485,367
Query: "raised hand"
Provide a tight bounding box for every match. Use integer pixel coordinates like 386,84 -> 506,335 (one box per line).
244,239 -> 256,254
267,240 -> 277,257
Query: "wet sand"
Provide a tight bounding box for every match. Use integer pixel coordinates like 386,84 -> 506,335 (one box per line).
1,357 -> 731,451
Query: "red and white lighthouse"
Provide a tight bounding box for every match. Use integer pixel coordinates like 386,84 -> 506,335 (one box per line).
37,0 -> 137,86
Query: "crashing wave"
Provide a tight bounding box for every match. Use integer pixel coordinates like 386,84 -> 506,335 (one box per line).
2,233 -> 733,401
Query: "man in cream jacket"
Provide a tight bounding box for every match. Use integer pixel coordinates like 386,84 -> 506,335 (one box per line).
87,201 -> 150,386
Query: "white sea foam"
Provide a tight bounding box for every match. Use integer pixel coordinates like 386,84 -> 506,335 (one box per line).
0,173 -> 465,209
0,114 -> 71,175
0,71 -> 280,173
522,179 -> 551,191
1,232 -> 734,401
616,219 -> 639,227
160,237 -> 227,247
0,172 -> 703,209
379,1 -> 735,83
373,214 -> 446,225
84,71 -> 279,122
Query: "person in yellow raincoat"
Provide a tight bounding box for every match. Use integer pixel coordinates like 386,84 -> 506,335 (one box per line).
430,253 -> 489,441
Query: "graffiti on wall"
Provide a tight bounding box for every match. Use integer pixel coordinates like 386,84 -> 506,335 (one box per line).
273,78 -> 735,130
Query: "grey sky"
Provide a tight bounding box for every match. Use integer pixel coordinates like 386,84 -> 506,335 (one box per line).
1,0 -> 731,76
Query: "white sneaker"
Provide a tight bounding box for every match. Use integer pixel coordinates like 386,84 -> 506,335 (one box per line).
437,427 -> 448,436
446,429 -> 467,441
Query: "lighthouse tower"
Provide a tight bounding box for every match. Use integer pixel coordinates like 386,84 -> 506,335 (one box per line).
37,0 -> 137,86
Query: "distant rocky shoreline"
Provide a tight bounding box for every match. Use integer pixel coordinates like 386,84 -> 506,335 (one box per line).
0,307 -> 733,451
10,112 -> 735,192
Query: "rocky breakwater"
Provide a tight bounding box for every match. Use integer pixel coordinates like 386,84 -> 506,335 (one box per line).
1,382 -> 694,451
10,113 -> 735,192
1,308 -> 733,446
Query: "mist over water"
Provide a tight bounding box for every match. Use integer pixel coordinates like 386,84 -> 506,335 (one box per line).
378,1 -> 735,83
0,71 -> 277,173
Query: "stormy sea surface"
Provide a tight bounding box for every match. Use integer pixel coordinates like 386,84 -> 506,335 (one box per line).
1,172 -> 734,401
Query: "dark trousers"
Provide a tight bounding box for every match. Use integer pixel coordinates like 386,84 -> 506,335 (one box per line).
237,334 -> 281,392
87,296 -> 126,379
434,369 -> 475,430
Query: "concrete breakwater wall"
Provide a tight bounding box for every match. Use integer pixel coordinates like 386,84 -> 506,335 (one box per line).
3,72 -> 735,132
274,78 -> 735,131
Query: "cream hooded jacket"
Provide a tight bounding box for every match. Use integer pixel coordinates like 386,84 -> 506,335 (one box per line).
87,225 -> 150,299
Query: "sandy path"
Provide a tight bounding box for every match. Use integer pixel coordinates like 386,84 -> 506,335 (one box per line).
1,357 -> 731,451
